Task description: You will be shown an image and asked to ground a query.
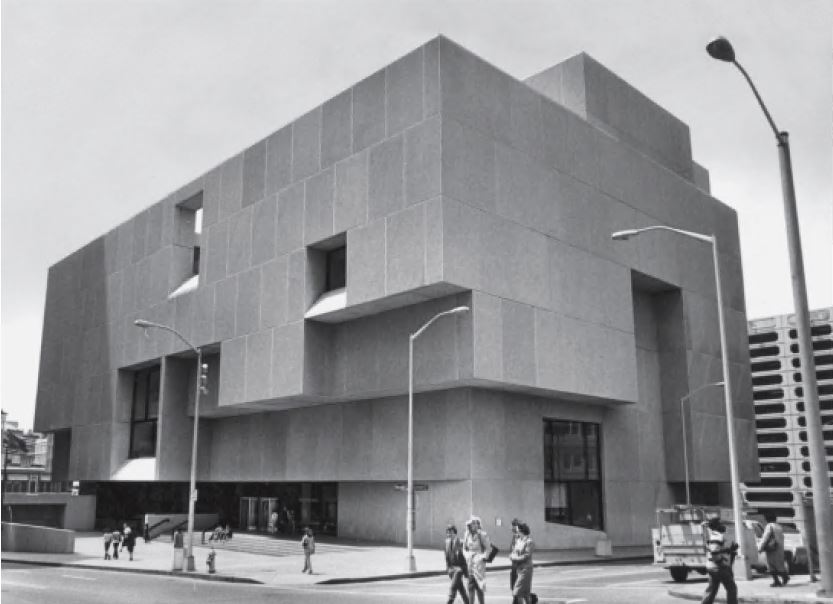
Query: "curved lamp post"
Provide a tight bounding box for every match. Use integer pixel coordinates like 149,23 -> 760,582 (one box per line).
680,382 -> 725,507
406,305 -> 470,571
706,36 -> 833,595
612,226 -> 750,580
134,319 -> 204,572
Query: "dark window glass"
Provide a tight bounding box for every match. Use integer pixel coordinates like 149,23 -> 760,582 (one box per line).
756,418 -> 786,430
791,340 -> 833,354
325,246 -> 346,291
802,461 -> 833,472
753,388 -> 783,401
760,461 -> 790,473
746,492 -> 793,503
749,332 -> 778,344
752,374 -> 783,387
759,477 -> 792,488
750,346 -> 780,358
543,419 -> 603,530
130,366 -> 160,458
789,324 -> 832,339
796,385 -> 833,397
758,447 -> 789,458
757,433 -> 788,444
192,246 -> 201,276
751,360 -> 781,372
755,403 -> 786,415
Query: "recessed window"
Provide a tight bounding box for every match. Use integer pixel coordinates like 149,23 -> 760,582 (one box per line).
760,462 -> 790,473
544,419 -> 603,530
752,374 -> 783,387
750,346 -> 780,358
749,332 -> 778,344
130,366 -> 160,458
789,324 -> 832,339
753,388 -> 784,401
325,246 -> 346,292
756,418 -> 786,430
752,360 -> 781,372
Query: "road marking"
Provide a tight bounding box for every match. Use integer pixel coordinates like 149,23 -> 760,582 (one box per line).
607,577 -> 662,586
61,574 -> 96,581
0,580 -> 47,589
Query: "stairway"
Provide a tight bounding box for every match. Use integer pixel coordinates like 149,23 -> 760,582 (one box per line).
173,531 -> 370,558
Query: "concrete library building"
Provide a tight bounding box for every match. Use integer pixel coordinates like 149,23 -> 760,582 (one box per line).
35,37 -> 758,548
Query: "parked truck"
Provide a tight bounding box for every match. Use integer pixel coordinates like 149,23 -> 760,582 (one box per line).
651,506 -> 758,582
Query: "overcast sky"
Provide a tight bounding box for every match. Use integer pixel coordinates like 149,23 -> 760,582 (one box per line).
2,0 -> 831,430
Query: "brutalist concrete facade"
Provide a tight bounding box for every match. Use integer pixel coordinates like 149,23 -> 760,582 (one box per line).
35,37 -> 757,548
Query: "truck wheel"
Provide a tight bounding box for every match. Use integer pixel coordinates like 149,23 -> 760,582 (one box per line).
669,567 -> 689,582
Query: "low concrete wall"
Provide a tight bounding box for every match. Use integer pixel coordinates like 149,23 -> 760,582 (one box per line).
2,493 -> 96,530
1,522 -> 75,553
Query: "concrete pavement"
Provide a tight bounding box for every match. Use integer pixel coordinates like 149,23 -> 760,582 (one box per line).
3,532 -> 831,603
2,531 -> 649,586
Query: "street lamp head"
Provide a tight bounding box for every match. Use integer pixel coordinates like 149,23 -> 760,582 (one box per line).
134,319 -> 153,328
449,306 -> 470,314
706,36 -> 736,63
611,229 -> 639,241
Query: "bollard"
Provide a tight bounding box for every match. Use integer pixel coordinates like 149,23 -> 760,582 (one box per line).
595,534 -> 613,557
207,548 -> 216,574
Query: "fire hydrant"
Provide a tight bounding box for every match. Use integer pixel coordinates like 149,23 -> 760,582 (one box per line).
207,547 -> 216,574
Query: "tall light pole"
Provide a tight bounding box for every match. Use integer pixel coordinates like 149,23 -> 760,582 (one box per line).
706,36 -> 833,596
680,382 -> 725,507
134,319 -> 206,572
406,305 -> 469,572
612,226 -> 751,580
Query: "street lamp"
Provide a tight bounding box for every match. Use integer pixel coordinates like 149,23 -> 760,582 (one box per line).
612,226 -> 751,580
134,319 -> 206,572
680,382 -> 724,507
706,35 -> 833,596
406,305 -> 470,572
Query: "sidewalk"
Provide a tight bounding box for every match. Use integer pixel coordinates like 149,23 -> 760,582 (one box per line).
1,532 -> 650,586
4,533 -> 830,603
669,576 -> 833,604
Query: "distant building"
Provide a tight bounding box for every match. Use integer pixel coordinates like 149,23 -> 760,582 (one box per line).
743,307 -> 833,528
2,410 -> 53,493
34,37 -> 757,547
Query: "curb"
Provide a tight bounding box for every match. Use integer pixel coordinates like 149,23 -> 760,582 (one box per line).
667,587 -> 833,604
317,554 -> 654,585
2,558 -> 262,584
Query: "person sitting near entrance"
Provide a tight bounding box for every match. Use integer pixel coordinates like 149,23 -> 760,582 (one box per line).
208,524 -> 225,543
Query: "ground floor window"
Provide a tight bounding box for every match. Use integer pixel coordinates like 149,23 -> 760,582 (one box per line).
130,366 -> 160,458
544,419 -> 603,530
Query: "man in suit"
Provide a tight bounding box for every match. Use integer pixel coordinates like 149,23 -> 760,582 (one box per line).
445,524 -> 470,604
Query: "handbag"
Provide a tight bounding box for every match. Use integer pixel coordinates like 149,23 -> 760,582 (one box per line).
486,543 -> 499,563
763,534 -> 777,553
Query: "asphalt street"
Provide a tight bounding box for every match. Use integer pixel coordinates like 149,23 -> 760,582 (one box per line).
2,561 -> 678,603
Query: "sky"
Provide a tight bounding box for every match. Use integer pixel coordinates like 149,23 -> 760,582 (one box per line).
2,0 -> 831,430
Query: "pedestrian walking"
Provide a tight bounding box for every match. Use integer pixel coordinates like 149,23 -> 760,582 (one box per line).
121,522 -> 136,561
509,523 -> 535,604
463,515 -> 490,604
759,514 -> 790,587
700,514 -> 738,604
269,511 -> 278,535
508,519 -> 520,603
111,527 -> 121,560
444,525 -> 470,604
103,528 -> 113,560
301,527 -> 315,574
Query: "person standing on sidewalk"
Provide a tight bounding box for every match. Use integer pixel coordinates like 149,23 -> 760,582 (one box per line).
509,523 -> 535,604
700,514 -> 738,604
121,522 -> 136,561
444,525 -> 470,604
301,527 -> 315,574
759,514 -> 790,587
463,515 -> 490,604
103,528 -> 113,560
111,527 -> 121,560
